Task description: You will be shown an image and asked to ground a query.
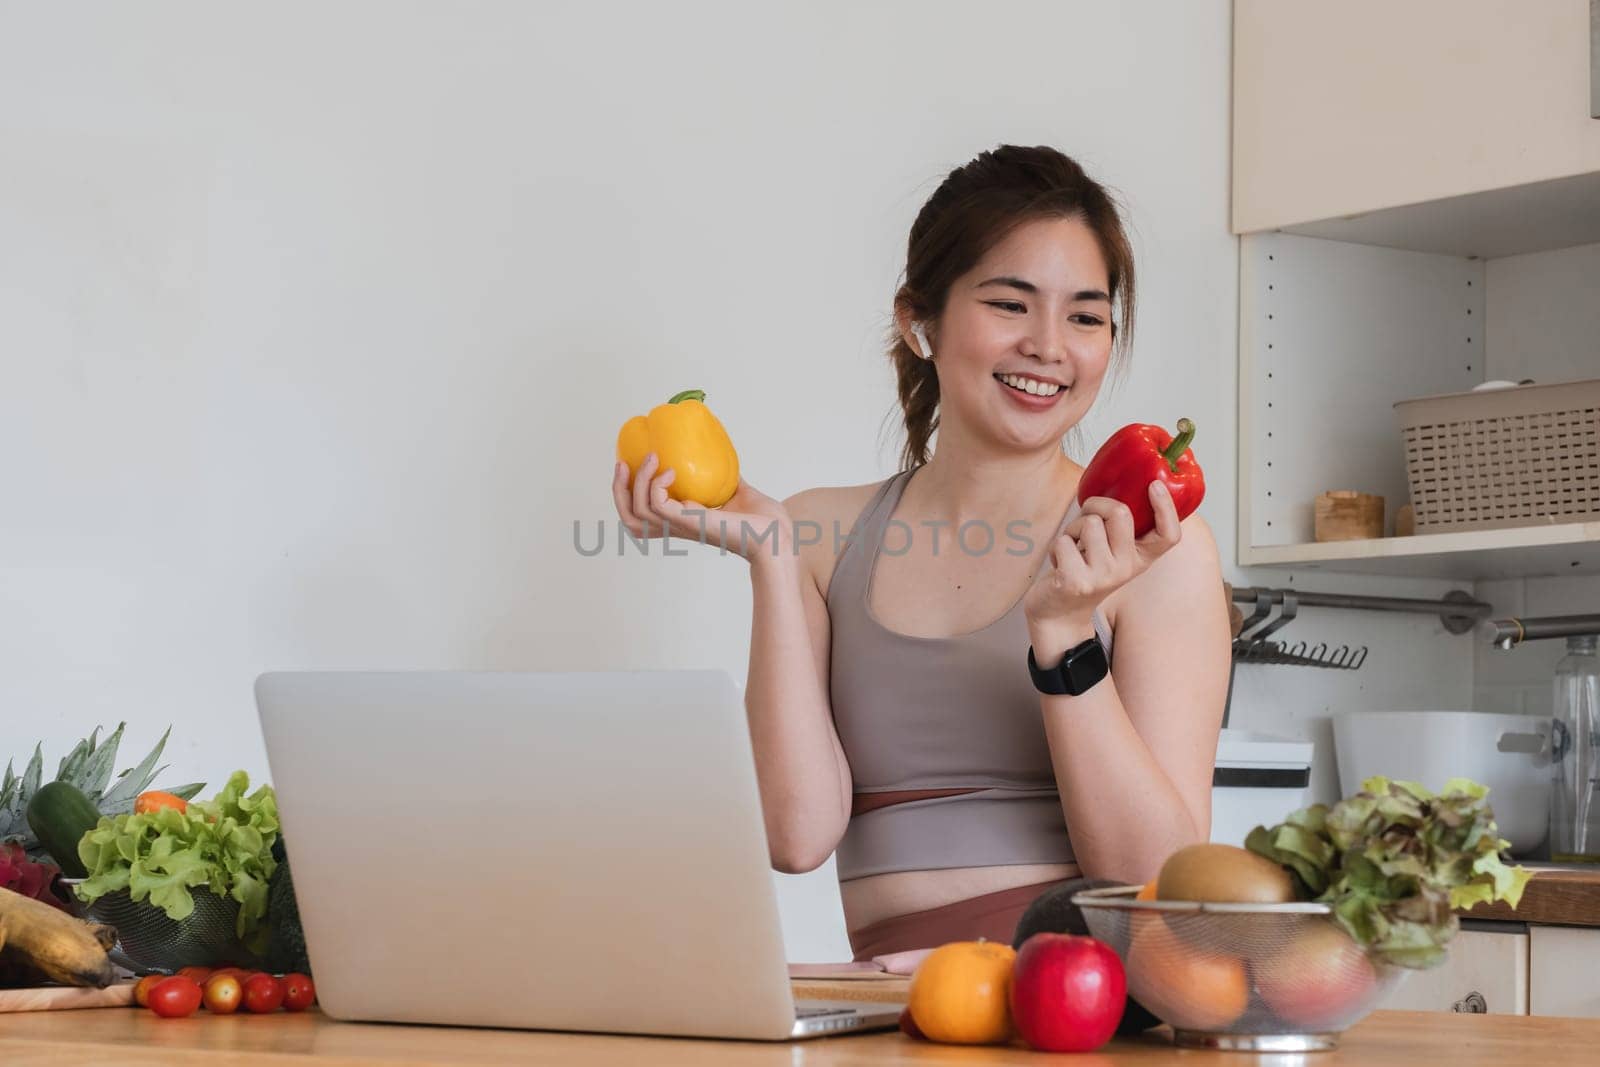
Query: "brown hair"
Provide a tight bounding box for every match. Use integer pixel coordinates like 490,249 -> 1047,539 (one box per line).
886,145 -> 1137,470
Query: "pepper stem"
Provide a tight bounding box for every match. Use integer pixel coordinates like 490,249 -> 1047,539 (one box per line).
1161,418 -> 1196,473
668,389 -> 706,404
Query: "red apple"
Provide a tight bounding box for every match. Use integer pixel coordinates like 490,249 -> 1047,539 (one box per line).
1255,920 -> 1378,1030
1008,932 -> 1126,1052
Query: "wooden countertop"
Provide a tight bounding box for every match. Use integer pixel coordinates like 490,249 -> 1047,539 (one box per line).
3,982 -> 1600,1065
1462,865 -> 1600,927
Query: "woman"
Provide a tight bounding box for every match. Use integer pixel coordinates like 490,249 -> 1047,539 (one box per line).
611,145 -> 1231,964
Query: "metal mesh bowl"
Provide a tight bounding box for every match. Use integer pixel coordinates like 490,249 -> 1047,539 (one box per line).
1073,885 -> 1408,1052
62,880 -> 257,975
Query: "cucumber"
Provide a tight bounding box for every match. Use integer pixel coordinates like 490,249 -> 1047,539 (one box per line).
25,781 -> 101,878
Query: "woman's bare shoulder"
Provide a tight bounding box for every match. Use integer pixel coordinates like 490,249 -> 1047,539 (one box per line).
1103,511 -> 1223,630
782,479 -> 889,601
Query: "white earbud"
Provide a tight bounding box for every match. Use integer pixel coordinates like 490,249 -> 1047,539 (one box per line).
911,322 -> 933,360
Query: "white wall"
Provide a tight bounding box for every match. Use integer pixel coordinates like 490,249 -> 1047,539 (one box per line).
4,0 -> 1263,962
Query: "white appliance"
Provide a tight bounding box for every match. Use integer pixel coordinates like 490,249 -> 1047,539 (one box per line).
1209,729 -> 1315,847
1332,710 -> 1550,856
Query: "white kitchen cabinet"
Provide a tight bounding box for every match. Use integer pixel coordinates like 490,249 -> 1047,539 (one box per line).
1231,4 -> 1600,582
1235,232 -> 1600,579
1233,0 -> 1600,235
1529,926 -> 1600,1017
1381,928 -> 1529,1015
1373,926 -> 1600,1018
1232,0 -> 1600,584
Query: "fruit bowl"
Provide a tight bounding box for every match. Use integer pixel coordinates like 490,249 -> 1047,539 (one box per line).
1072,885 -> 1408,1051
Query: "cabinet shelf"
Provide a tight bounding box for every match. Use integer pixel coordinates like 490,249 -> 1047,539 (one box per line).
1242,521 -> 1600,580
1279,170 -> 1600,260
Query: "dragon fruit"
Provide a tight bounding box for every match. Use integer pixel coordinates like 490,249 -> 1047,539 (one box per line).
0,840 -> 70,912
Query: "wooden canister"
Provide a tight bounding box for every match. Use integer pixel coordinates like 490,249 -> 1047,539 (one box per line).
1314,491 -> 1384,541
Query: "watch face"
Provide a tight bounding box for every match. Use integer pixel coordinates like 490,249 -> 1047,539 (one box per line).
1063,639 -> 1109,693
1030,636 -> 1107,696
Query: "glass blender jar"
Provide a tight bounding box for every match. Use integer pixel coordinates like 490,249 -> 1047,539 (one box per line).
1550,634 -> 1600,863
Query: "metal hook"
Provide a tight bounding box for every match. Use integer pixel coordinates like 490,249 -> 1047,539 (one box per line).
1252,592 -> 1300,643
1236,590 -> 1277,641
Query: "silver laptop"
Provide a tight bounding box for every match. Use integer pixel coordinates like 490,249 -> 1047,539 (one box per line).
254,669 -> 900,1041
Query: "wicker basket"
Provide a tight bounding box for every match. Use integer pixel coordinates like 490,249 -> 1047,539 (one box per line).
1394,379 -> 1600,534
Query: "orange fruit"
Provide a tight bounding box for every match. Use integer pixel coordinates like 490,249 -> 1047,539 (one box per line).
1126,916 -> 1248,1030
907,940 -> 1016,1045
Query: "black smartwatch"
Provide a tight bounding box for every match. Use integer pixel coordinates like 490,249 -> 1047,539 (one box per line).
1028,634 -> 1109,696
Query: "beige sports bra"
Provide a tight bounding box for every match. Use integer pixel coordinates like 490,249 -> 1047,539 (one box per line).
825,465 -> 1111,882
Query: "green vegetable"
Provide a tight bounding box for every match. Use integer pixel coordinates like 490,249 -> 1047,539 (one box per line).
24,781 -> 102,878
0,724 -> 204,861
74,771 -> 280,953
262,836 -> 311,976
1246,776 -> 1531,970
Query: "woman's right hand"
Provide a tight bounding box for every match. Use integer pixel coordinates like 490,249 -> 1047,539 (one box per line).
612,451 -> 795,563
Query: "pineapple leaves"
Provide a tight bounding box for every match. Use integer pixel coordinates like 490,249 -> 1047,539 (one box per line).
78,722 -> 129,802
98,727 -> 171,812
54,726 -> 101,784
0,759 -> 21,842
2,726 -> 190,852
0,747 -> 44,847
21,745 -> 43,808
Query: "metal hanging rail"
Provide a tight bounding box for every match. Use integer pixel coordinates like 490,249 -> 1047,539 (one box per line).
1221,585 -> 1493,728
1229,586 -> 1493,634
1484,613 -> 1600,649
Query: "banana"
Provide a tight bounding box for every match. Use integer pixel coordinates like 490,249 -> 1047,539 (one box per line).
0,886 -> 117,987
87,922 -> 117,952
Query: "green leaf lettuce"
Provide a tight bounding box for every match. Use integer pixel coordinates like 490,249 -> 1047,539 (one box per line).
76,771 -> 280,953
1246,775 -> 1531,970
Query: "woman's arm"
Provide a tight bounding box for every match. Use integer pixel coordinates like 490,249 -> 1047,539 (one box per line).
613,460 -> 853,874
1025,493 -> 1231,884
744,524 -> 855,874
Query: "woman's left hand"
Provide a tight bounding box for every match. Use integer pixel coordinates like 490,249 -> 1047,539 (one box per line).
1022,481 -> 1184,641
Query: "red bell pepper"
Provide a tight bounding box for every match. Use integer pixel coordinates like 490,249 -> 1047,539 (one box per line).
1076,418 -> 1205,538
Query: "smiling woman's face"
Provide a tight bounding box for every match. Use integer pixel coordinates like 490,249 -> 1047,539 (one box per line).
921,214 -> 1115,452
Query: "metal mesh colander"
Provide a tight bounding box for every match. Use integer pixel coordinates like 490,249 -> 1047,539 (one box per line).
1073,885 -> 1408,1052
63,881 -> 255,974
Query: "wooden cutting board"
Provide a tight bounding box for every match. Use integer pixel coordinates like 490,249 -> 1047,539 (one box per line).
0,981 -> 136,1012
791,977 -> 909,1004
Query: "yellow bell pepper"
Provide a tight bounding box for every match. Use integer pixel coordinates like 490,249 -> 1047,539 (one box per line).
616,388 -> 740,508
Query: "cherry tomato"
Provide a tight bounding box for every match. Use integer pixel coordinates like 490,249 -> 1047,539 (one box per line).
203,973 -> 244,1014
132,974 -> 163,1008
176,966 -> 213,985
282,973 -> 316,1012
134,790 -> 189,815
242,973 -> 286,1013
148,976 -> 203,1018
